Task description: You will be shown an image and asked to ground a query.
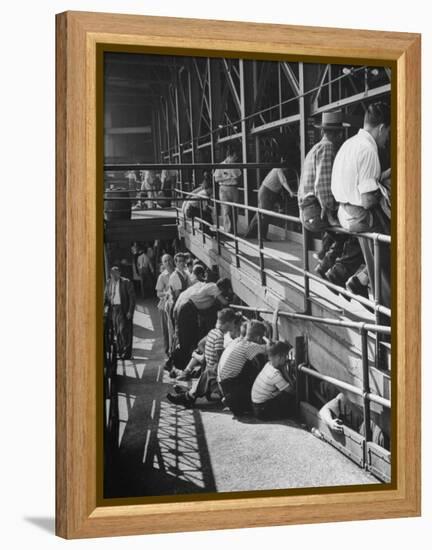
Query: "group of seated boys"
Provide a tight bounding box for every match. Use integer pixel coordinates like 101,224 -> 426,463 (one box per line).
166,307 -> 296,421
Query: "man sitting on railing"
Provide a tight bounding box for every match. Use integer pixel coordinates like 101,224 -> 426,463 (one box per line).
214,146 -> 242,234
298,111 -> 364,290
331,102 -> 391,307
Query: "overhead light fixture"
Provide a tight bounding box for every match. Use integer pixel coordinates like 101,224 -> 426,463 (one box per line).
342,67 -> 354,75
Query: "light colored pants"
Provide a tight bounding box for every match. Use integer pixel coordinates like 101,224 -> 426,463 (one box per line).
219,185 -> 239,234
159,308 -> 170,355
338,204 -> 390,308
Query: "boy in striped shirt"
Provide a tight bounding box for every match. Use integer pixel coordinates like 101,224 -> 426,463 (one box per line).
218,320 -> 269,416
166,308 -> 238,407
251,341 -> 296,420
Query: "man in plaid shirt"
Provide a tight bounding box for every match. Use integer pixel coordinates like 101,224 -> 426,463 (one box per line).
298,111 -> 344,229
298,111 -> 365,289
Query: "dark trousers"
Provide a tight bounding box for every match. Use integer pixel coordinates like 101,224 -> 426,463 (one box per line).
140,270 -> 153,299
198,304 -> 219,338
339,204 -> 391,307
174,301 -> 200,369
111,305 -> 133,359
193,365 -> 219,399
187,205 -> 214,236
219,361 -> 262,416
325,236 -> 365,286
246,186 -> 280,239
252,391 -> 295,420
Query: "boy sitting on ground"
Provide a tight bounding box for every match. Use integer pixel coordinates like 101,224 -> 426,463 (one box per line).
166,308 -> 237,407
251,341 -> 296,420
217,320 -> 269,417
175,314 -> 245,381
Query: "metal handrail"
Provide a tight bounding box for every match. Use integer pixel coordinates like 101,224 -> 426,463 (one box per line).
104,162 -> 287,171
175,191 -> 391,318
225,303 -> 391,453
228,304 -> 390,334
298,364 -> 390,409
174,187 -> 391,244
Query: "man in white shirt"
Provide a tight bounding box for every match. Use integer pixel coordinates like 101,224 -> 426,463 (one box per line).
331,102 -> 391,307
214,147 -> 242,234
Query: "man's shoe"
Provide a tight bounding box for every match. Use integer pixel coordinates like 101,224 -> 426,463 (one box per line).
166,392 -> 194,408
315,263 -> 328,279
176,371 -> 192,381
323,269 -> 341,296
346,275 -> 369,300
173,384 -> 188,395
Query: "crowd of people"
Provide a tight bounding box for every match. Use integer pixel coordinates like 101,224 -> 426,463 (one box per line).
104,100 -> 392,428
121,100 -> 391,311
126,168 -> 178,209
297,101 -> 391,307
104,241 -> 389,437
148,249 -> 296,419
104,244 -> 298,421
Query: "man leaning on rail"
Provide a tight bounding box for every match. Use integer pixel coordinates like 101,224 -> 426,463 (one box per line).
297,111 -> 364,290
331,102 -> 391,307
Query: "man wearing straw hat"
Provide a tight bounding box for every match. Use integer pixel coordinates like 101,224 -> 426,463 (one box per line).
298,111 -> 364,288
298,110 -> 345,231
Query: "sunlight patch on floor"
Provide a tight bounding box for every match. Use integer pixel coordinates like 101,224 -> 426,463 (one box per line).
152,402 -> 205,488
117,392 -> 136,446
134,308 -> 154,331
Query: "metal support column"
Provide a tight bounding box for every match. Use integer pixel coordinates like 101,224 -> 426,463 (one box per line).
374,238 -> 383,369
174,81 -> 183,195
361,328 -> 372,448
299,62 -> 311,314
239,59 -> 249,225
208,58 -> 221,255
188,69 -> 196,186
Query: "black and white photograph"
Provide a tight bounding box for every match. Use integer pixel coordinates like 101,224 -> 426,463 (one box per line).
102,52 -> 392,499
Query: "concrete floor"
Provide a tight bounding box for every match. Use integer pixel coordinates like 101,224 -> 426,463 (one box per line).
104,298 -> 379,498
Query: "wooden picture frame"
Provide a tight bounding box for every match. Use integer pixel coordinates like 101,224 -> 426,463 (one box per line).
55,11 -> 421,539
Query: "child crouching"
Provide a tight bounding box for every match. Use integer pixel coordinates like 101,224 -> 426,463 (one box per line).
251,341 -> 296,420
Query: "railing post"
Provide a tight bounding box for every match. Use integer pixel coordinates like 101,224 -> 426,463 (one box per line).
257,210 -> 266,286
302,225 -> 311,314
373,237 -> 382,369
295,337 -> 306,414
232,204 -> 240,268
361,327 -> 372,454
214,193 -> 221,255
199,197 -> 205,245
